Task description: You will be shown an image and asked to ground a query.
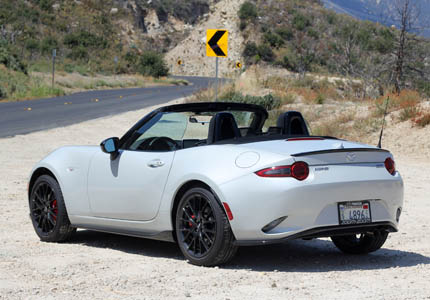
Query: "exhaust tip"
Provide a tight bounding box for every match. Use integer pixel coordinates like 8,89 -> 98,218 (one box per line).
262,216 -> 288,233
396,207 -> 402,223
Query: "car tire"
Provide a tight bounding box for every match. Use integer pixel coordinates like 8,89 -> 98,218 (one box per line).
331,231 -> 389,254
175,187 -> 237,266
29,175 -> 76,242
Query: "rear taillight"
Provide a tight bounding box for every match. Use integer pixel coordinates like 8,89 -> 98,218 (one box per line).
291,162 -> 309,181
384,157 -> 396,175
256,161 -> 309,181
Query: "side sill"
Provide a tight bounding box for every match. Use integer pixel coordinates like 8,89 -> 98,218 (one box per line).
234,222 -> 398,246
73,224 -> 175,243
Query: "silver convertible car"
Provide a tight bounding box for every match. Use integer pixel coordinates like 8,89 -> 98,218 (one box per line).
28,102 -> 404,266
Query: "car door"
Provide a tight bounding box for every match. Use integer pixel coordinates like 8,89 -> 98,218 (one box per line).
87,149 -> 175,221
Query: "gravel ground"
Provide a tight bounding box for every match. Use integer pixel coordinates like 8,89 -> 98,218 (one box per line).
1,100 -> 429,300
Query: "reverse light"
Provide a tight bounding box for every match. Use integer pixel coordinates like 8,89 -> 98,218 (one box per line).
384,157 -> 396,175
256,161 -> 309,181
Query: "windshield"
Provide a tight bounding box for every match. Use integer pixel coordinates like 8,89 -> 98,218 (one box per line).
125,110 -> 259,152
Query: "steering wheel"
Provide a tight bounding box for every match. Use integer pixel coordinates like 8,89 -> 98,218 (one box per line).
147,136 -> 180,151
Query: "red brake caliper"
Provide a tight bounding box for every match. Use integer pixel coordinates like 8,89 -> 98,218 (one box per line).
188,215 -> 195,227
51,200 -> 58,221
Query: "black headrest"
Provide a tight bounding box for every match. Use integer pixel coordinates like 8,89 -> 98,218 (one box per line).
207,112 -> 241,144
276,111 -> 310,136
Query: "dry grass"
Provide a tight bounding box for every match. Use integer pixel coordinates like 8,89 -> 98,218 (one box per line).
413,110 -> 430,128
186,65 -> 427,142
33,72 -> 187,94
186,82 -> 235,103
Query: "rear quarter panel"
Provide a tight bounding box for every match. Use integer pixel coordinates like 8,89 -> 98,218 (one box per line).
158,144 -> 293,226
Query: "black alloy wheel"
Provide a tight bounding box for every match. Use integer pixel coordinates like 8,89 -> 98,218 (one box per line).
178,191 -> 217,258
29,175 -> 76,242
31,182 -> 58,234
175,187 -> 237,266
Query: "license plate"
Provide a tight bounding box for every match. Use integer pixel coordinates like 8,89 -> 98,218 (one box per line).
338,201 -> 372,225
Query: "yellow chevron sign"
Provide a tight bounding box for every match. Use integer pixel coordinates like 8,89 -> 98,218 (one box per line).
206,29 -> 228,57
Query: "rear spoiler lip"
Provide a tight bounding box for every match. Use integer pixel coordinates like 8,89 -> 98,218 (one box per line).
292,148 -> 390,157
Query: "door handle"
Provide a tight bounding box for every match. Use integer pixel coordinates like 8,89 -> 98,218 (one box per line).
147,159 -> 165,168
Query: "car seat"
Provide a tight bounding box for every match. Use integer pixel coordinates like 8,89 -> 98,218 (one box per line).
276,111 -> 310,136
207,112 -> 241,144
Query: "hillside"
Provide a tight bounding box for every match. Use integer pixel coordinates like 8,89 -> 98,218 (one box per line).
0,0 -> 218,74
1,0 -> 430,102
322,0 -> 430,37
168,0 -> 430,98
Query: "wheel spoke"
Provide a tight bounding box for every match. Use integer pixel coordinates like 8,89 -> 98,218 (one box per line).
200,236 -> 209,251
187,236 -> 196,251
182,209 -> 196,225
187,200 -> 197,217
47,214 -> 56,226
182,229 -> 192,241
203,231 -> 214,245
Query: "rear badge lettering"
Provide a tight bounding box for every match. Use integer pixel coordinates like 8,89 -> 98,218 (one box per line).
315,167 -> 329,172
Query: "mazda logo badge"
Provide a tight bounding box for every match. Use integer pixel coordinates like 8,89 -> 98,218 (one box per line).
346,152 -> 356,162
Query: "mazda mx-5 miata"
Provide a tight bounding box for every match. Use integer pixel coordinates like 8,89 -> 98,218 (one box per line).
28,102 -> 404,266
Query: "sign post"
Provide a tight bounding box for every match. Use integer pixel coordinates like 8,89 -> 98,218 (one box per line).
215,56 -> 219,100
206,29 -> 228,101
52,49 -> 56,88
114,56 -> 118,79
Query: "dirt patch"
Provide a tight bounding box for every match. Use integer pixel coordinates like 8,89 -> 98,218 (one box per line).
0,101 -> 429,299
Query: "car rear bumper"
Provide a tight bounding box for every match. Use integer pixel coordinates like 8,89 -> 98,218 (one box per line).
219,167 -> 404,242
234,221 -> 398,246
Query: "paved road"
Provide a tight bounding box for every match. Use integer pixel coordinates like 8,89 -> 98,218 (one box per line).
0,76 -> 215,138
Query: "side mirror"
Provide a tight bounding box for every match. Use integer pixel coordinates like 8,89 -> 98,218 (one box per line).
100,137 -> 120,160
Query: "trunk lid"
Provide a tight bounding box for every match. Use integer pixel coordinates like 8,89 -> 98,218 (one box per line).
240,138 -> 391,165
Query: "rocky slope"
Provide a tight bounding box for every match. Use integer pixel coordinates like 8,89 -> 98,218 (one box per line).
165,0 -> 245,77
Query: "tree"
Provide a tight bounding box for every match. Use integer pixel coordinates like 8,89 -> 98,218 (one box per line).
386,0 -> 428,93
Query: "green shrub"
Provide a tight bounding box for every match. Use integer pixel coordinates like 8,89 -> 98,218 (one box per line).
64,64 -> 74,73
35,0 -> 54,12
124,50 -> 139,69
282,54 -> 299,72
292,13 -> 311,31
0,84 -> 7,99
25,39 -> 40,52
137,51 -> 169,78
67,46 -> 89,61
238,1 -> 257,21
40,36 -> 58,54
307,28 -> 319,39
221,92 -> 281,111
315,93 -> 325,104
0,42 -> 27,73
326,12 -> 337,25
275,27 -> 294,41
64,31 -> 108,49
257,44 -> 274,62
243,42 -> 258,63
399,106 -> 420,121
264,32 -> 284,48
417,80 -> 430,97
